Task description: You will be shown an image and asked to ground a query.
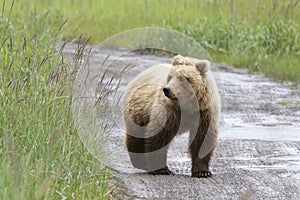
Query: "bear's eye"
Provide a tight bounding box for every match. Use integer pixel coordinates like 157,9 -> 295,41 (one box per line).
178,76 -> 185,81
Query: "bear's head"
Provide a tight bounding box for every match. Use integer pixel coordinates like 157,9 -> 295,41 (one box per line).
163,55 -> 211,111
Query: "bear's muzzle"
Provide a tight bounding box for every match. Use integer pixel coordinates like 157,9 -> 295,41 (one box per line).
163,87 -> 176,99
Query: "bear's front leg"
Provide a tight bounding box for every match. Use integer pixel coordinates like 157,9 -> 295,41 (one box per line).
190,154 -> 213,178
189,135 -> 215,178
144,128 -> 176,175
189,115 -> 218,178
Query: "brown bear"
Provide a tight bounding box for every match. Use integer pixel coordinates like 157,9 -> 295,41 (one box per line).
122,55 -> 221,178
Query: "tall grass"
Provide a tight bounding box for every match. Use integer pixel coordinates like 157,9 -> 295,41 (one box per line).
8,0 -> 299,83
0,1 -> 110,199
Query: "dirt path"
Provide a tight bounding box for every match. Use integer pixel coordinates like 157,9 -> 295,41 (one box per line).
64,44 -> 300,200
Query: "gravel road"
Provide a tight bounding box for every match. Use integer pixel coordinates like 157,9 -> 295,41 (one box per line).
64,44 -> 300,200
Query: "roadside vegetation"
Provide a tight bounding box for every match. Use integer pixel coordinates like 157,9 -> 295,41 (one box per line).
1,0 -> 299,199
1,0 -> 110,199
9,0 -> 299,83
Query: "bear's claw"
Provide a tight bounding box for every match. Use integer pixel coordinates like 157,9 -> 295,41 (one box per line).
148,166 -> 174,175
192,171 -> 212,178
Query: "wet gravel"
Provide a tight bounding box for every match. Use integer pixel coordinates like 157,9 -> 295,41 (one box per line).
64,44 -> 300,200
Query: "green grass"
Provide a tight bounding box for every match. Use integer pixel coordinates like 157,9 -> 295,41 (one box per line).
1,1 -> 111,199
12,0 -> 299,83
3,0 -> 300,83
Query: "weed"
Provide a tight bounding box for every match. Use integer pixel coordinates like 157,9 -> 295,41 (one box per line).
0,0 -> 111,199
10,0 -> 298,83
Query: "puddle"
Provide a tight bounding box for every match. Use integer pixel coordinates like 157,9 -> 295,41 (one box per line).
220,126 -> 300,141
235,154 -> 300,177
165,126 -> 300,178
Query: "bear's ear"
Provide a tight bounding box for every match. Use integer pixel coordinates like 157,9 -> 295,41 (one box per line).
195,60 -> 210,76
172,55 -> 193,66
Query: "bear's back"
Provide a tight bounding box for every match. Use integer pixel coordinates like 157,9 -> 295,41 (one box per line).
123,64 -> 171,104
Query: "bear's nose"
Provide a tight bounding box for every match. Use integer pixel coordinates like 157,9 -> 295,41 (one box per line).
163,87 -> 171,98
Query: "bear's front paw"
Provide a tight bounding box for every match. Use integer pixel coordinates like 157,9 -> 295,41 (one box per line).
148,166 -> 174,175
191,171 -> 212,178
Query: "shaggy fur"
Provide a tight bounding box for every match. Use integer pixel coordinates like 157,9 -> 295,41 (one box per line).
122,55 -> 221,178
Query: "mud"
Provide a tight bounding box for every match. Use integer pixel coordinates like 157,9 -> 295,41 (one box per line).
64,44 -> 300,200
